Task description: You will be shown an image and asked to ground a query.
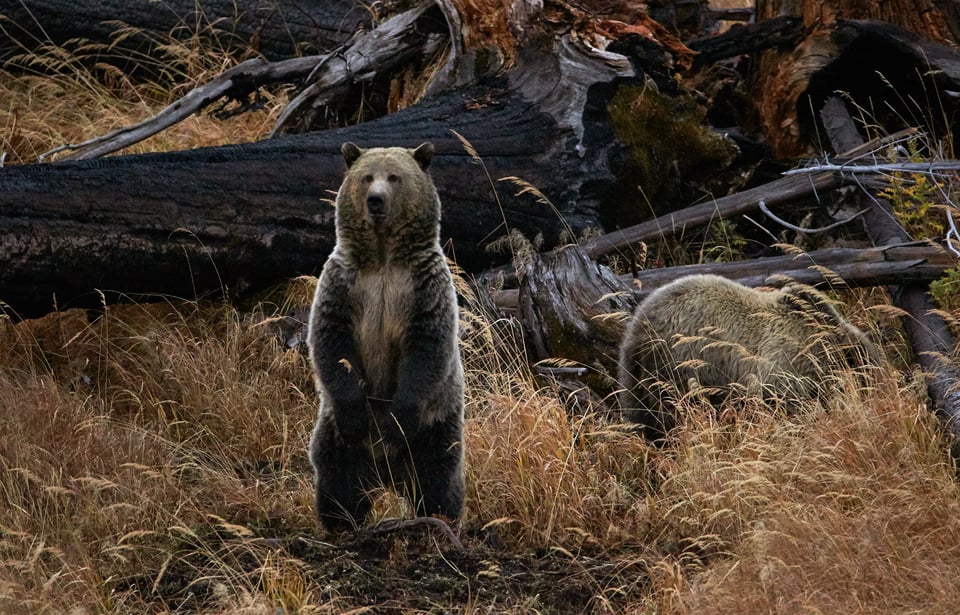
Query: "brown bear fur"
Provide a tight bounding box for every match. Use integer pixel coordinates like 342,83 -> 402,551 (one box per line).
618,274 -> 878,439
307,142 -> 464,531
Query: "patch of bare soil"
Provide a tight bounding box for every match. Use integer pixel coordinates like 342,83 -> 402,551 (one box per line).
126,520 -> 654,612
295,522 -> 652,612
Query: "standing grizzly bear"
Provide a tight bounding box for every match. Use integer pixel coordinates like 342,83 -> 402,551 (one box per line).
618,274 -> 877,438
307,142 -> 464,532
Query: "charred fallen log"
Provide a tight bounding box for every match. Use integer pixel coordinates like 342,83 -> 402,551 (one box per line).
818,95 -> 960,435
3,0 -> 685,319
0,81 -> 609,318
0,0 -> 368,64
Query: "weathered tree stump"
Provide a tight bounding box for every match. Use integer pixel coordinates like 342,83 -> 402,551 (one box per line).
516,245 -> 640,393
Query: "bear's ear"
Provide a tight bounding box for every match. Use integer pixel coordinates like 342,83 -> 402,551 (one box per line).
341,142 -> 364,168
412,142 -> 435,170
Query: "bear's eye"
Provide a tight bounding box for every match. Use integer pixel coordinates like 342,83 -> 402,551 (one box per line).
388,174 -> 400,183
362,174 -> 374,183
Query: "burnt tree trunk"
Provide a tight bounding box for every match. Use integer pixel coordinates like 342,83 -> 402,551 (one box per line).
749,0 -> 960,157
0,82 -> 605,318
0,0 -> 662,318
0,0 -> 367,63
517,246 -> 639,393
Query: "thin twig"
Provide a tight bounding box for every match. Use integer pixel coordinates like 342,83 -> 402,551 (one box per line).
534,365 -> 588,377
930,169 -> 960,258
784,160 -> 960,176
353,516 -> 464,551
835,127 -> 919,160
758,199 -> 870,234
946,215 -> 960,257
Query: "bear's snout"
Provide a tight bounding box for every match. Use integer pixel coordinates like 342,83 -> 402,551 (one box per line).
366,192 -> 387,223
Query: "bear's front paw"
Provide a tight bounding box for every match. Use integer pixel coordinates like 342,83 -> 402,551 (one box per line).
334,398 -> 369,443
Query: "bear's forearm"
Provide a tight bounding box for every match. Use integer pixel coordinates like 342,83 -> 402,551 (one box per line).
396,307 -> 455,397
319,354 -> 369,442
392,350 -> 455,434
310,309 -> 365,398
315,346 -> 365,400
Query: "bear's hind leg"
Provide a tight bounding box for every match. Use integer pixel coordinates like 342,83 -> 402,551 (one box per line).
315,463 -> 372,532
399,420 -> 464,521
310,421 -> 374,532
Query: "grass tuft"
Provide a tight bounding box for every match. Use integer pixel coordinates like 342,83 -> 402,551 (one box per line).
0,22 -> 287,164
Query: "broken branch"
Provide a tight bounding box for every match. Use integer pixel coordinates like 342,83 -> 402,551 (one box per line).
41,2 -> 444,161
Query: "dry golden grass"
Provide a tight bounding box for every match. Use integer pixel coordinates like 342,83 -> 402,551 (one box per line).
2,276 -> 959,613
0,299 -> 319,612
3,26 -> 960,614
669,383 -> 960,614
0,27 -> 287,164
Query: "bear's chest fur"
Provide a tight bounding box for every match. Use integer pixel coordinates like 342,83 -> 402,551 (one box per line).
351,266 -> 414,397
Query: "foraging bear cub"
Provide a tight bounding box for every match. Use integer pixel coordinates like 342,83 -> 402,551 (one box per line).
307,142 -> 464,532
618,274 -> 878,439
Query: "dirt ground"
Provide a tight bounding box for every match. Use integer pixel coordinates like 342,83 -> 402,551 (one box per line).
131,519 -> 656,613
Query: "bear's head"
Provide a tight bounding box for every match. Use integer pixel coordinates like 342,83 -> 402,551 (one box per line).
336,142 -> 438,238
780,284 -> 881,370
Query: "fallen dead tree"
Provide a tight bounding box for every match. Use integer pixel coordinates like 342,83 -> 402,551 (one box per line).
817,95 -> 960,435
0,83 -> 590,318
0,0 -> 368,63
1,0 -> 699,318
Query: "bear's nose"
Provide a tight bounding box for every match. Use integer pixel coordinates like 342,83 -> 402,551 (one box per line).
367,193 -> 386,217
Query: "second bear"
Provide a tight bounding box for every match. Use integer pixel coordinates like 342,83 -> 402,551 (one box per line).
618,274 -> 877,438
307,142 -> 464,532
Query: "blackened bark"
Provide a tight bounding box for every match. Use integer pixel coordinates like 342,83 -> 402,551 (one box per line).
0,80 -> 615,318
0,0 -> 368,63
686,16 -> 803,68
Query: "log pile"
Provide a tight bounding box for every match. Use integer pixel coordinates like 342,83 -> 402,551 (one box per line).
0,0 -> 958,427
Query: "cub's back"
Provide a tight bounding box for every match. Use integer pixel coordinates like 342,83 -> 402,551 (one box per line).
636,274 -> 782,340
